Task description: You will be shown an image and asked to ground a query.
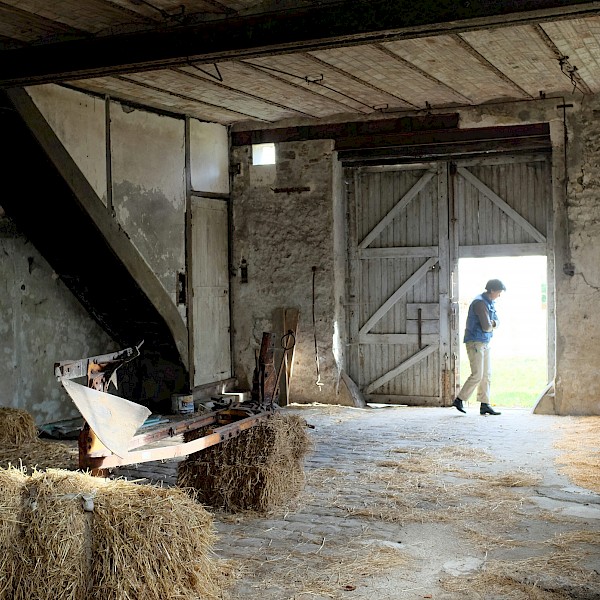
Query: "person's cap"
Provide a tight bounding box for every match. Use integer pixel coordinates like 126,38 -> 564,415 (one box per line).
485,279 -> 506,292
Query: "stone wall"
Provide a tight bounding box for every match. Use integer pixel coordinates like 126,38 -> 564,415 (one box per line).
229,97 -> 600,414
0,214 -> 116,424
230,140 -> 342,403
12,84 -> 600,415
554,94 -> 600,415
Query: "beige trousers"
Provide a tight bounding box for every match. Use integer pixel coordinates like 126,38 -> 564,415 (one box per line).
457,341 -> 491,404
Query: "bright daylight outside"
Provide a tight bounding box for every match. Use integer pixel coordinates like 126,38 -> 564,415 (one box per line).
458,255 -> 548,409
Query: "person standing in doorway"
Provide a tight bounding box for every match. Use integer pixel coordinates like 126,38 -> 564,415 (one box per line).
452,279 -> 506,416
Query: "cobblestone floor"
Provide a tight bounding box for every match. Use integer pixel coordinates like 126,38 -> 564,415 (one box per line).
212,404 -> 600,600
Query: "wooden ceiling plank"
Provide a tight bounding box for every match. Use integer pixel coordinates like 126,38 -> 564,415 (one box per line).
310,44 -> 472,108
303,52 -> 416,108
115,74 -> 268,121
2,0 -> 600,86
240,59 -> 362,113
0,2 -> 84,39
532,23 -> 593,93
452,33 -> 533,98
374,42 -> 475,104
244,55 -> 375,112
460,25 -> 572,95
78,0 -> 159,23
171,65 -> 315,117
381,36 -> 525,104
304,52 -> 418,108
540,18 -> 600,93
67,79 -> 240,123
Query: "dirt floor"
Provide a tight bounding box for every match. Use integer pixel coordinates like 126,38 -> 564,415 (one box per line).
213,404 -> 600,600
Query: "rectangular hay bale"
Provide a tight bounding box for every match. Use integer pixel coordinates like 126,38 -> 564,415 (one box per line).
178,413 -> 312,512
13,470 -> 97,600
91,480 -> 220,600
0,468 -> 26,600
0,468 -> 222,600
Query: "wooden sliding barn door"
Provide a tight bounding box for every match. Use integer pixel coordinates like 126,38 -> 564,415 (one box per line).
347,163 -> 452,405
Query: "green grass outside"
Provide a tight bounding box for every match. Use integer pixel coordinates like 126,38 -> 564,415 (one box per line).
459,354 -> 548,408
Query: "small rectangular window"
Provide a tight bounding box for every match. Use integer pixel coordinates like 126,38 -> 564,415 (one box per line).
252,143 -> 276,165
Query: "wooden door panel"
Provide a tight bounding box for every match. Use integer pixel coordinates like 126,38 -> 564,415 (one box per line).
351,166 -> 444,403
191,197 -> 231,386
456,159 -> 548,251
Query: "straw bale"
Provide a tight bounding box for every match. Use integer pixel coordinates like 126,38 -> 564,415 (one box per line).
179,455 -> 305,512
0,439 -> 78,472
91,479 -> 220,600
13,470 -> 98,600
0,407 -> 38,446
0,468 -> 26,600
0,468 -> 223,600
178,413 -> 312,512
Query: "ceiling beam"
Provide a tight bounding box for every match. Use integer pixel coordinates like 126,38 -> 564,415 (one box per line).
337,123 -> 551,164
231,113 -> 460,146
336,122 -> 550,150
1,0 -> 600,87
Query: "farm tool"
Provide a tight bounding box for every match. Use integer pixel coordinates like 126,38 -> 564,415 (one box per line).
55,342 -> 277,475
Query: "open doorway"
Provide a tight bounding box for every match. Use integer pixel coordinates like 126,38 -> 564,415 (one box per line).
458,256 -> 548,408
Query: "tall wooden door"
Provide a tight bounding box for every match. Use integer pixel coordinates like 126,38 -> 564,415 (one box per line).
347,163 -> 452,405
191,197 -> 231,386
347,155 -> 551,405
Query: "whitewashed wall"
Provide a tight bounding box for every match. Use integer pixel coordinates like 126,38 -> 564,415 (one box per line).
28,85 -> 108,205
5,85 -> 231,422
111,104 -> 186,310
190,120 -> 229,194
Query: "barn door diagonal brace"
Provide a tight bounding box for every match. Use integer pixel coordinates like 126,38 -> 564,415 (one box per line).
358,168 -> 435,249
457,166 -> 546,243
359,256 -> 438,335
364,344 -> 437,394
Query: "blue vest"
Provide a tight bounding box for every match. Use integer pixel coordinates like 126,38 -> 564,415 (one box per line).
464,294 -> 498,344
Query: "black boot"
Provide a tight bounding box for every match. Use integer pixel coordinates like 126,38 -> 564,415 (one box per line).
480,403 -> 501,415
452,398 -> 466,414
